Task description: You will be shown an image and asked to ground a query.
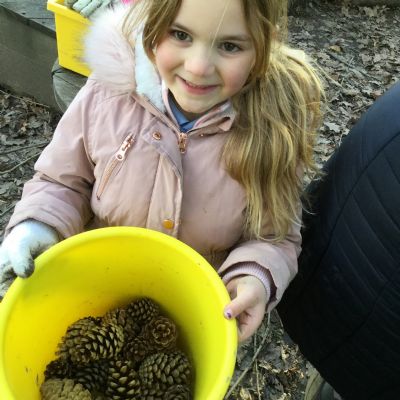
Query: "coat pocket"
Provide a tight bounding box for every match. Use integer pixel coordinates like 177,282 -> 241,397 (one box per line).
96,133 -> 136,200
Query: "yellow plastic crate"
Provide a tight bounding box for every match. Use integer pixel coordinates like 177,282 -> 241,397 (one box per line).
47,0 -> 91,76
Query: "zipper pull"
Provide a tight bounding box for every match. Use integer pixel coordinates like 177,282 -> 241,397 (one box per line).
116,134 -> 134,160
178,132 -> 187,154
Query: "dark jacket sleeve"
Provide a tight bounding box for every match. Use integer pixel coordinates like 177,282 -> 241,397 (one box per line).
277,82 -> 400,400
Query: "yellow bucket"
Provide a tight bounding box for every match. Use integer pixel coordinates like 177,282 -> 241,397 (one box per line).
0,227 -> 237,399
47,0 -> 91,76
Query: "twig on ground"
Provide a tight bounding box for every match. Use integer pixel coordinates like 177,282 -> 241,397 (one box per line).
327,51 -> 372,79
0,88 -> 51,108
0,152 -> 41,175
225,313 -> 271,399
316,62 -> 342,88
0,203 -> 15,219
255,335 -> 261,400
2,142 -> 48,155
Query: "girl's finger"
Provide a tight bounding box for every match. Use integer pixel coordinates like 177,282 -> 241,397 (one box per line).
223,286 -> 254,319
237,305 -> 265,342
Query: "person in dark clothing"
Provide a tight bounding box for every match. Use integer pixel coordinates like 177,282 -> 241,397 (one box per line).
277,81 -> 400,400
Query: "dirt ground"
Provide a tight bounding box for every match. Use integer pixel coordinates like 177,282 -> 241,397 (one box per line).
0,1 -> 399,399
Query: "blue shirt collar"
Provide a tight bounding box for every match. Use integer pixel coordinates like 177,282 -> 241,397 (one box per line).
168,93 -> 198,133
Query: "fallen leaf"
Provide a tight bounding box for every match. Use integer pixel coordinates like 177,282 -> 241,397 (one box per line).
329,45 -> 342,53
324,122 -> 342,133
239,387 -> 253,400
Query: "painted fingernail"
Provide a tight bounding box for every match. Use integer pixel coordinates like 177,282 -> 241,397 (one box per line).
224,309 -> 232,319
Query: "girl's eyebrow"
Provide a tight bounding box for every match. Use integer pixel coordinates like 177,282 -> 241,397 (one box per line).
219,34 -> 252,43
171,23 -> 252,43
170,23 -> 192,33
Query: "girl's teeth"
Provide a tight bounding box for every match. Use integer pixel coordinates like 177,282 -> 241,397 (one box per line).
187,81 -> 205,88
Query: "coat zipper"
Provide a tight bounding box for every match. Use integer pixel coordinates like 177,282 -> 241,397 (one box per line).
178,132 -> 188,154
96,134 -> 135,200
134,96 -> 189,154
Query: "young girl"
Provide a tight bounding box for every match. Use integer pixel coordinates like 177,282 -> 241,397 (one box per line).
0,0 -> 322,342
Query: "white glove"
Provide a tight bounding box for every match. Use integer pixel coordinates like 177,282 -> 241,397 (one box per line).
64,0 -> 79,6
66,0 -> 117,19
0,220 -> 59,279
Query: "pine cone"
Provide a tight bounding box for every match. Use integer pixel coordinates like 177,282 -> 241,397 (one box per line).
143,316 -> 177,351
78,322 -> 124,364
122,335 -> 154,365
73,360 -> 109,392
92,395 -> 107,400
57,317 -> 101,358
40,378 -> 91,400
139,351 -> 192,388
103,307 -> 141,339
106,359 -> 141,399
44,358 -> 74,380
92,394 -> 107,400
125,297 -> 160,328
57,317 -> 102,360
164,384 -> 192,399
61,321 -> 124,364
139,383 -> 192,400
138,383 -> 165,399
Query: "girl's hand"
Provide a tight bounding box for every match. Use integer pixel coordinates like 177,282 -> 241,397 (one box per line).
0,220 -> 59,278
223,275 -> 268,342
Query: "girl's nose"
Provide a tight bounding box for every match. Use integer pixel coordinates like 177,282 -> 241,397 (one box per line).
184,50 -> 215,77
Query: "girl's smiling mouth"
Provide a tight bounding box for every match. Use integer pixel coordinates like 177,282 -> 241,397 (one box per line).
178,76 -> 218,94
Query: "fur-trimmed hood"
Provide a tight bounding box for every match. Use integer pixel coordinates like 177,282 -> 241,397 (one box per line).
84,4 -> 164,111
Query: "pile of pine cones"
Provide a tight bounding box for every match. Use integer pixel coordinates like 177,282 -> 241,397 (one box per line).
40,297 -> 193,399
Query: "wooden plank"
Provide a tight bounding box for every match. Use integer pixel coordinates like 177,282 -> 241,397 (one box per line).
0,2 -> 58,108
0,0 -> 55,34
53,60 -> 87,112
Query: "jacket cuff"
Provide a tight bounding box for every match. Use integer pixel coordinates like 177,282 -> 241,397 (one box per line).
220,262 -> 276,306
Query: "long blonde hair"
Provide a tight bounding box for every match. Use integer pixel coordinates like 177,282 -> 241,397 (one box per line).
123,0 -> 323,241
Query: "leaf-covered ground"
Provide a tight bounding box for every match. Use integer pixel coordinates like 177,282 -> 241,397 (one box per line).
0,1 -> 399,399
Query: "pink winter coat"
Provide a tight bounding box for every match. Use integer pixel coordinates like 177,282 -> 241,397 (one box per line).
7,5 -> 301,310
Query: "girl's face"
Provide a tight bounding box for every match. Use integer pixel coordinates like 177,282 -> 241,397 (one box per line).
154,0 -> 255,120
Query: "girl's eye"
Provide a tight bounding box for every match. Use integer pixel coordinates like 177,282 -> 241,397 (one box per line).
171,30 -> 190,42
220,42 -> 241,53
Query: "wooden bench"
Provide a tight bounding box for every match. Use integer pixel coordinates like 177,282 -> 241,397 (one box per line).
0,0 -> 86,111
52,59 -> 87,113
0,0 -> 59,108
